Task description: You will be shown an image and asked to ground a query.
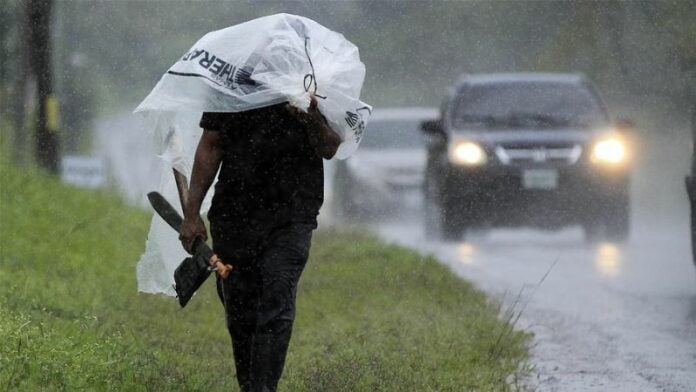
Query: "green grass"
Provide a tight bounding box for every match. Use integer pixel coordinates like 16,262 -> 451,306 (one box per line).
0,159 -> 530,391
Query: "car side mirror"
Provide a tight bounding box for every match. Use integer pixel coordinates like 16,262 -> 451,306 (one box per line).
421,119 -> 447,146
420,119 -> 444,135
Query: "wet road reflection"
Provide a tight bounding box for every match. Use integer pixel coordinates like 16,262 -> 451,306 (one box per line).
594,242 -> 622,278
456,243 -> 476,265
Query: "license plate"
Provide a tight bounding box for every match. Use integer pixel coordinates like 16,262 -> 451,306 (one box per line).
522,169 -> 558,189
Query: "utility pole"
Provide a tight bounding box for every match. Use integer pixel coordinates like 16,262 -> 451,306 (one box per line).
27,0 -> 60,174
10,1 -> 29,166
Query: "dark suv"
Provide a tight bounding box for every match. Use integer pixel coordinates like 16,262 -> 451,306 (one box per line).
422,73 -> 632,241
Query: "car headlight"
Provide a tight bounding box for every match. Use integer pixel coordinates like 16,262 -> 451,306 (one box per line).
591,137 -> 627,164
449,141 -> 487,166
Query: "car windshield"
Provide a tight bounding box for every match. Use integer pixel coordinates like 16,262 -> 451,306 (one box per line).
452,82 -> 608,129
361,119 -> 425,149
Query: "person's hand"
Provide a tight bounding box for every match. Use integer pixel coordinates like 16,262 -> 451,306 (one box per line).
287,95 -> 341,159
286,95 -> 325,127
179,215 -> 207,254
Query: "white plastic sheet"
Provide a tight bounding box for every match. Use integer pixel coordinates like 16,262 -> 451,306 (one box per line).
135,14 -> 371,295
135,13 -> 371,158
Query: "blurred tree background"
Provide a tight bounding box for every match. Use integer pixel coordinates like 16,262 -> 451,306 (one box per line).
1,0 -> 694,160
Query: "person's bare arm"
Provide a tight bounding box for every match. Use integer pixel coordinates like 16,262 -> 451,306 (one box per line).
179,130 -> 223,254
288,96 -> 342,159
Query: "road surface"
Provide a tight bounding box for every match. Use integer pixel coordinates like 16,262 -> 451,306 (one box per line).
375,220 -> 695,391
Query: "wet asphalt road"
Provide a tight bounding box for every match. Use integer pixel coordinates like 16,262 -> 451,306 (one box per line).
374,219 -> 696,391
98,112 -> 696,391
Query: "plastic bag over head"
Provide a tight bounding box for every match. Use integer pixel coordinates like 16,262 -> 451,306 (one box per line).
135,13 -> 371,158
134,14 -> 371,296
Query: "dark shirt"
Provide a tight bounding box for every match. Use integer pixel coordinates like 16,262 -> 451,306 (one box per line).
199,103 -> 324,262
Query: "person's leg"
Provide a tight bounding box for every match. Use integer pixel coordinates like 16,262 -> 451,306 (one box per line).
217,266 -> 261,391
249,224 -> 314,392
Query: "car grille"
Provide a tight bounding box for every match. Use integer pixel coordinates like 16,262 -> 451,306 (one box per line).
494,143 -> 582,166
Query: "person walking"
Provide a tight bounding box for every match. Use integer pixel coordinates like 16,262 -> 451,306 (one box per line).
179,96 -> 340,392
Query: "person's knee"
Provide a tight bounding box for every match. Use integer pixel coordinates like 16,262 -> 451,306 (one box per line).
257,275 -> 298,328
256,300 -> 295,333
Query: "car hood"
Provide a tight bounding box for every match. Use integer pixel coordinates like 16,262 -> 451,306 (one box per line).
451,128 -> 600,147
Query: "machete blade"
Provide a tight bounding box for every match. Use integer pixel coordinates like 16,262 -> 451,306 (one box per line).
147,191 -> 183,232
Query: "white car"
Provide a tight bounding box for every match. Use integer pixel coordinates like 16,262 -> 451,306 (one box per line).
331,107 -> 439,222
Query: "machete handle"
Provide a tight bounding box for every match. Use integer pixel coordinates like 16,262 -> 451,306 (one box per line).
210,254 -> 233,279
191,237 -> 232,279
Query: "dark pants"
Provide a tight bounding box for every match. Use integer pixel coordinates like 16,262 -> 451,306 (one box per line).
215,223 -> 313,392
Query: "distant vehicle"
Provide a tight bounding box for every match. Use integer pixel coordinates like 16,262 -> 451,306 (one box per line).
333,107 -> 439,221
421,73 -> 633,241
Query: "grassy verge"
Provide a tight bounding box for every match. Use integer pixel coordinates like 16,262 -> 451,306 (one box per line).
0,159 -> 530,391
